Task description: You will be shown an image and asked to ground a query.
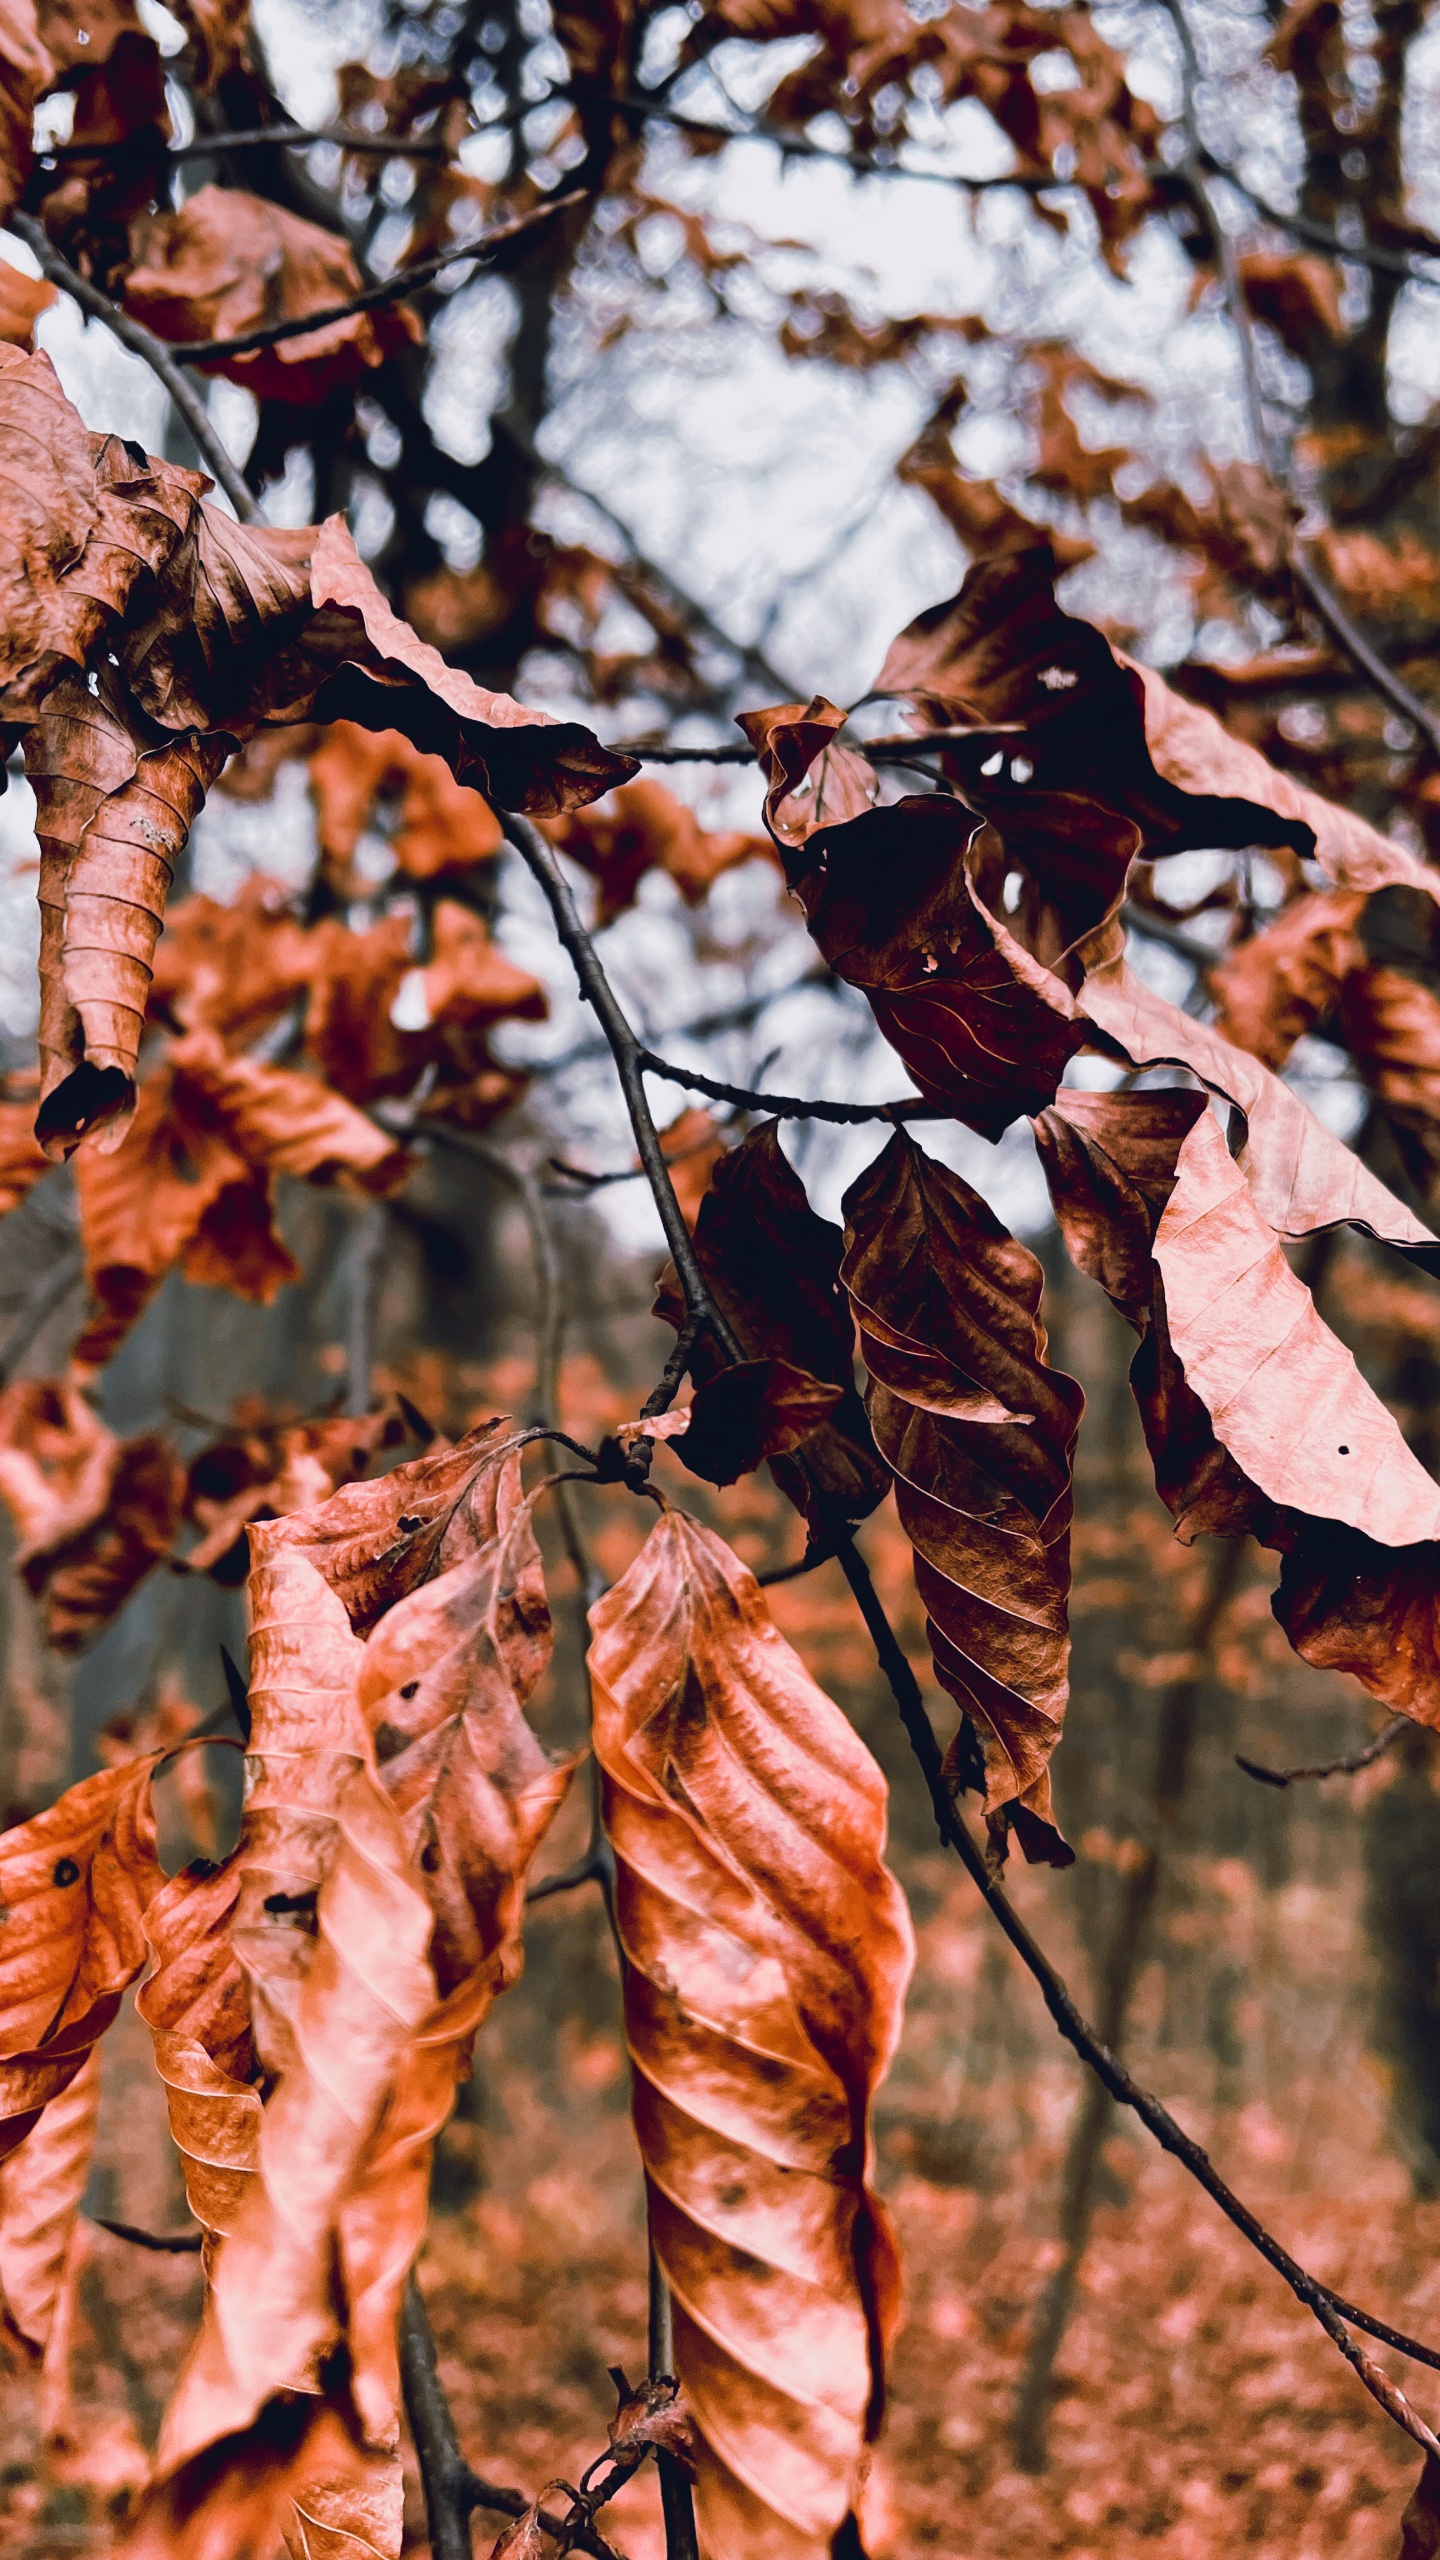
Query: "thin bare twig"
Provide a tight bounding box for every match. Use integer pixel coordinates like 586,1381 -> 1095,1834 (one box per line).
51,121 -> 451,161
9,214 -> 258,520
161,193 -> 587,365
400,2278 -> 622,2558
1237,1714 -> 1413,1788
94,2218 -> 204,2253
632,1049 -> 942,1125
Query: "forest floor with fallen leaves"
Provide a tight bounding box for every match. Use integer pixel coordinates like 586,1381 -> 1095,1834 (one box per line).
0,1329 -> 1432,2558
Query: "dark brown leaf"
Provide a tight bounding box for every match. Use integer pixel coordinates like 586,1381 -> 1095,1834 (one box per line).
653,1121 -> 889,1533
644,1358 -> 845,1489
842,1132 -> 1084,1864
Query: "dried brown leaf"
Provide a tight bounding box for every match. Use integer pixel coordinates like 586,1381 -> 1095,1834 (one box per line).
135,1854 -> 260,2245
1077,952 -> 1435,1246
156,1759 -> 434,2469
256,1415 -> 519,1634
1035,1090 -> 1440,1735
72,1053 -> 298,1371
0,351 -> 202,714
1210,889 -> 1365,1069
0,1754 -> 162,2159
842,1132 -> 1084,1863
653,1121 -> 889,1534
589,1508 -> 914,2557
125,186 -> 422,405
23,1428 -> 184,1652
0,2043 -> 100,2353
645,1358 -> 845,1489
547,777 -> 772,926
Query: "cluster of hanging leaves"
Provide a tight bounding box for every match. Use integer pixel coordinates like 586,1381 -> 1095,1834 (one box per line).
6,29 -> 1440,2525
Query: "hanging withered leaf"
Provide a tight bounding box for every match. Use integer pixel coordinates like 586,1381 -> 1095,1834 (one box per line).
135,1853 -> 260,2250
545,777 -> 773,926
2,348 -> 634,1155
634,1358 -> 845,1489
588,1507 -> 914,2559
1076,950 -> 1435,1249
342,1474 -> 576,2443
653,1121 -> 888,1533
1210,888 -> 1365,1070
0,346 -> 201,715
124,186 -> 422,405
842,1133 -> 1084,1865
872,544 -> 1440,904
0,2044 -> 100,2356
0,1374 -> 183,1650
740,707 -> 1129,1138
1034,1090 -> 1440,1733
0,1754 -> 163,2159
257,1415 -> 520,1635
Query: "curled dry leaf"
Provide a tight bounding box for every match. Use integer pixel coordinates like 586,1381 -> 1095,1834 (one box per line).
135,1855 -> 260,2246
0,1754 -> 162,2159
2,349 -> 631,1153
344,1479 -> 576,2438
609,2374 -> 699,2472
1035,1090 -> 1440,1733
149,875 -> 315,1049
641,1358 -> 845,1490
588,1507 -> 914,2559
842,1132 -> 1084,1864
308,720 -> 504,882
654,1122 -> 889,1536
736,696 -> 875,850
1210,888 -> 1365,1070
153,1759 -> 434,2477
125,186 -> 422,404
546,776 -> 773,926
306,899 -> 546,1109
1076,953 -> 1435,1248
0,347 -> 199,714
0,2044 -> 100,2354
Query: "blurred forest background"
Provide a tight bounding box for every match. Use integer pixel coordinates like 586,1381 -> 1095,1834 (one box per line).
5,0 -> 1440,2546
